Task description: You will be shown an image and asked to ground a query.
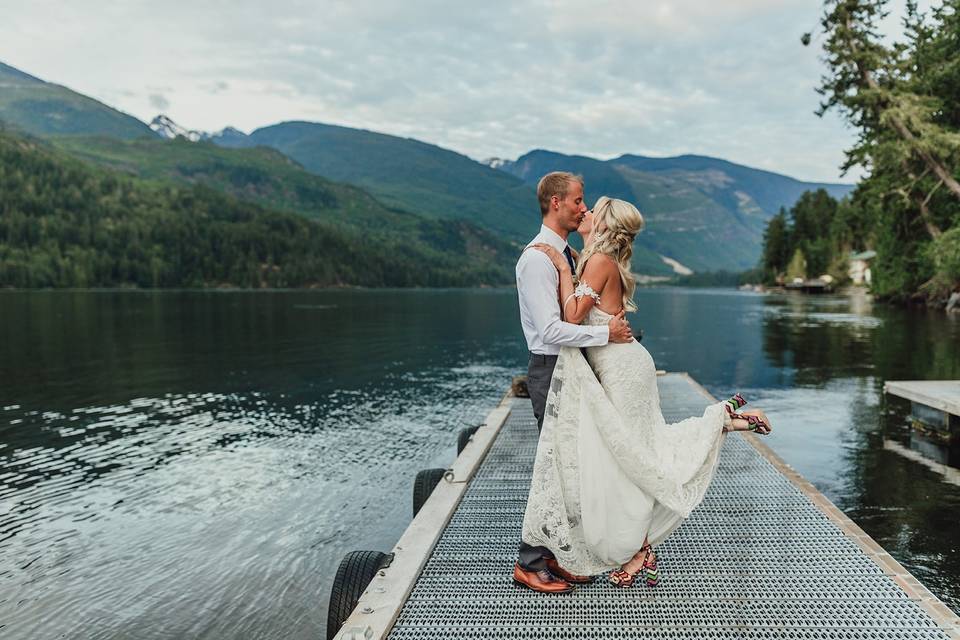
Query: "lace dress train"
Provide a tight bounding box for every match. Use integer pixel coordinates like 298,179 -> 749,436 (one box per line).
520,307 -> 729,576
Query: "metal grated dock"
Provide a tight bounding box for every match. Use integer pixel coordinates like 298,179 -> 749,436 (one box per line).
383,374 -> 956,639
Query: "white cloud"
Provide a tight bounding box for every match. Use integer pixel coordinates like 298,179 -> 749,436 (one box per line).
544,0 -> 802,38
0,0 -> 936,182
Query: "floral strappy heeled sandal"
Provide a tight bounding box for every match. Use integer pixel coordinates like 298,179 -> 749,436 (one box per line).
609,544 -> 659,587
723,393 -> 771,435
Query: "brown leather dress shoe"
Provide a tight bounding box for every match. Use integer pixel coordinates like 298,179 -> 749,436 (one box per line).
512,563 -> 574,593
546,558 -> 596,584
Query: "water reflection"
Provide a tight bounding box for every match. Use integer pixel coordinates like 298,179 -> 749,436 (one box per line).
739,289 -> 960,611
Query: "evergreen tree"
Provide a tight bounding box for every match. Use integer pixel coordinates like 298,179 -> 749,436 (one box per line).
786,249 -> 809,281
814,0 -> 960,213
805,0 -> 960,302
762,208 -> 791,282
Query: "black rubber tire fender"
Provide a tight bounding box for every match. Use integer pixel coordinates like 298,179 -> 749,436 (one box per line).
412,467 -> 447,517
327,550 -> 389,640
457,425 -> 481,456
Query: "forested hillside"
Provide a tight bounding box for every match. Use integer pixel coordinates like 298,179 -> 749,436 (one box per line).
0,131 -> 515,288
51,135 -> 484,236
238,121 -> 540,241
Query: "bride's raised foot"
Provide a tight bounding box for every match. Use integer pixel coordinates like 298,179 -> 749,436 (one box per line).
726,393 -> 747,412
742,411 -> 772,435
724,395 -> 772,435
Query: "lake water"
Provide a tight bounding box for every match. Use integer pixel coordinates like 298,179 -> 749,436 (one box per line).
1,288 -> 958,638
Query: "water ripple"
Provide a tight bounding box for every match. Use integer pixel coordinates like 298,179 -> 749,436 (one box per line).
0,356 -> 515,639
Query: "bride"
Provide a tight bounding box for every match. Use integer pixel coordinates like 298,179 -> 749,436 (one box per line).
521,196 -> 771,588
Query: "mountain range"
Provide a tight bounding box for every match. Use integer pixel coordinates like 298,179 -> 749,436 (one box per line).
0,60 -> 855,280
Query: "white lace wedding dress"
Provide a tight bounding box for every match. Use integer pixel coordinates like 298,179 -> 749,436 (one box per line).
521,305 -> 730,576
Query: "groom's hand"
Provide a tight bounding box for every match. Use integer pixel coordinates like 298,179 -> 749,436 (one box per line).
608,310 -> 633,343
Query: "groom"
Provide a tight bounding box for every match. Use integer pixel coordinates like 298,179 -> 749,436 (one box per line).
513,171 -> 634,593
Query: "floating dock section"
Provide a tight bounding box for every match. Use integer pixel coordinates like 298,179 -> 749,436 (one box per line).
334,373 -> 959,639
885,380 -> 960,433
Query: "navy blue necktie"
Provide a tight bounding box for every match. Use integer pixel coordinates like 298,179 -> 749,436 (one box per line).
563,246 -> 575,272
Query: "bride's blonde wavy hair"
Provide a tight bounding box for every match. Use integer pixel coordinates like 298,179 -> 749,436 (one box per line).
575,196 -> 644,312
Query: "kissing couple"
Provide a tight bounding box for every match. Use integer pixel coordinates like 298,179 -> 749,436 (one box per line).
513,171 -> 772,592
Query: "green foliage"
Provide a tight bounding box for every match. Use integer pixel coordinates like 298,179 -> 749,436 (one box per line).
759,189 -> 853,284
826,252 -> 851,284
45,134 -> 522,287
922,226 -> 960,298
930,227 -> 960,281
829,195 -> 873,252
786,248 -> 808,281
813,0 -> 960,302
788,190 -> 838,277
0,131 -> 515,288
869,193 -> 934,300
762,209 -> 791,280
51,136 -> 454,237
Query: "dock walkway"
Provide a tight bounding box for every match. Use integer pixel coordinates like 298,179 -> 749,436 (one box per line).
337,373 -> 959,639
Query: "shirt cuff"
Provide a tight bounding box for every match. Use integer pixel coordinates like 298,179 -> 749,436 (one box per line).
597,325 -> 610,345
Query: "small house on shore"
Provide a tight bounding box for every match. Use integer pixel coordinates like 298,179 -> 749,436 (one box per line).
849,250 -> 876,286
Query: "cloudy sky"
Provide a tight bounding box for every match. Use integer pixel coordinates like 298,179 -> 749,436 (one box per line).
1,0 -> 931,182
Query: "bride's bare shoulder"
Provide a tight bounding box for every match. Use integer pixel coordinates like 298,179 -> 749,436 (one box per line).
582,253 -> 618,273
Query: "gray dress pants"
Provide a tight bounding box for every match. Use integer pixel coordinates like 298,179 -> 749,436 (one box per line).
517,352 -> 557,572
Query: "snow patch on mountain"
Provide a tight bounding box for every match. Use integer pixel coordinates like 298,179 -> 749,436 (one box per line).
149,115 -> 210,142
483,157 -> 514,171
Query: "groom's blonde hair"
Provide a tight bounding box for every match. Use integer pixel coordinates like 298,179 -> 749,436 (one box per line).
537,172 -> 583,215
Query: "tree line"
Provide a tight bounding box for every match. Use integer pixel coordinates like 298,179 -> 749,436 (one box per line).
0,132 -> 513,289
758,0 -> 959,303
759,189 -> 872,285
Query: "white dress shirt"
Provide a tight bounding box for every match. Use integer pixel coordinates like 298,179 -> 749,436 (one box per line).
516,224 -> 610,355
